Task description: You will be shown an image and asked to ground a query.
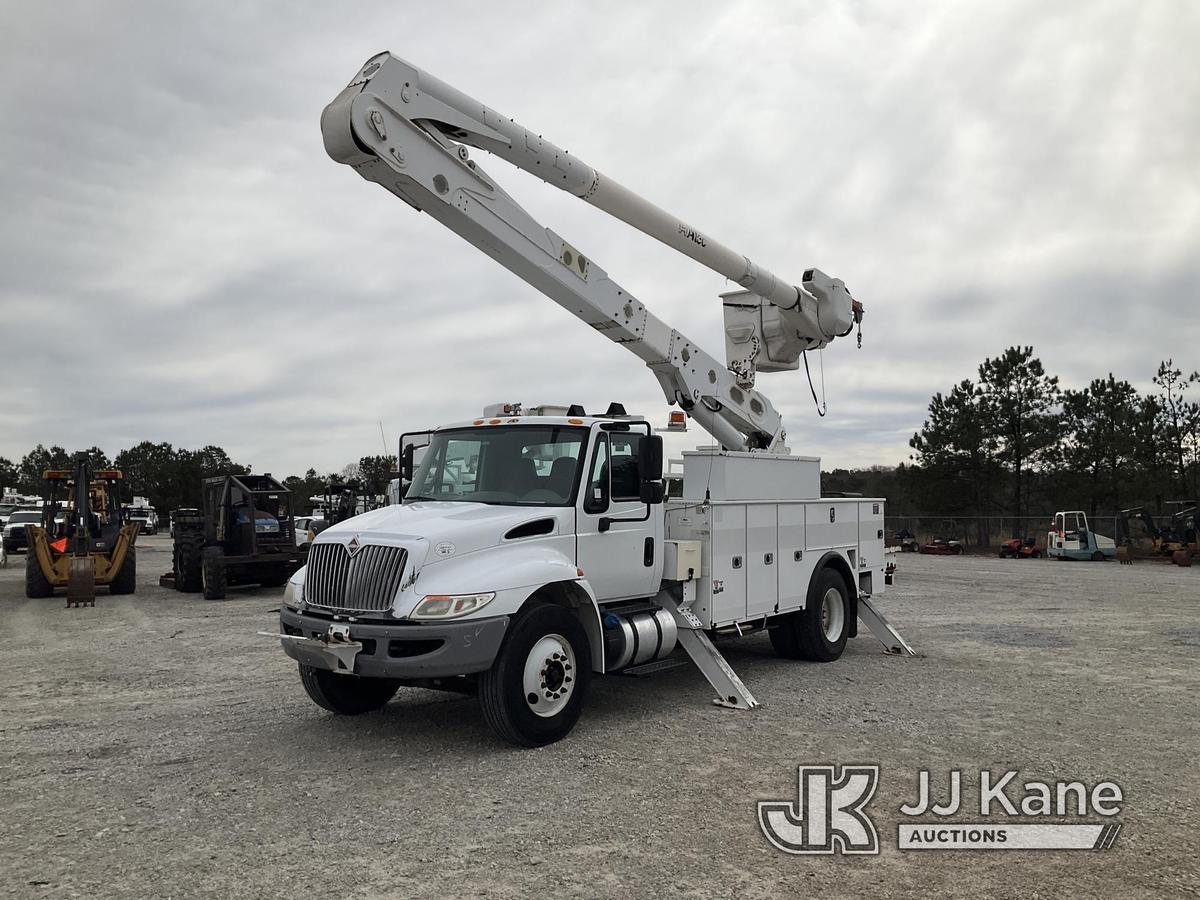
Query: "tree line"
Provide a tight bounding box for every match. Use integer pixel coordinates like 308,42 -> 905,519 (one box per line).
5,350 -> 1194,532
826,349 -> 1198,540
0,442 -> 397,515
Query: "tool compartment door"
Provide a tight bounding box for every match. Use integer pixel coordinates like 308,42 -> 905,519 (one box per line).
710,504 -> 747,625
805,501 -> 860,554
746,504 -> 779,618
777,503 -> 809,612
858,501 -> 885,589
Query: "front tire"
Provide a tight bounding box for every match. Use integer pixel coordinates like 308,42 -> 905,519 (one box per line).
202,547 -> 227,600
299,665 -> 399,714
109,548 -> 136,594
173,527 -> 204,592
479,603 -> 591,747
1091,551 -> 1105,561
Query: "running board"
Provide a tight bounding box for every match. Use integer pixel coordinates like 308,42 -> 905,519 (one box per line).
858,595 -> 917,656
620,657 -> 687,677
657,595 -> 759,710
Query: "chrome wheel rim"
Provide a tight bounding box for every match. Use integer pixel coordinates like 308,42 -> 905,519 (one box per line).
820,587 -> 845,641
522,634 -> 576,718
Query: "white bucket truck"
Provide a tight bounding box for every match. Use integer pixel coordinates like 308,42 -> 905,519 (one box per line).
267,53 -> 913,745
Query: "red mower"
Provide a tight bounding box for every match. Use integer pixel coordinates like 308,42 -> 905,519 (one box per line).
919,538 -> 964,555
999,537 -> 1043,559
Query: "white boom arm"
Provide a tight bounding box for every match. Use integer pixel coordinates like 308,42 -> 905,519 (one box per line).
321,52 -> 862,451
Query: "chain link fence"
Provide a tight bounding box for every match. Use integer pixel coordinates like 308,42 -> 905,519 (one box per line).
884,514 -> 1129,552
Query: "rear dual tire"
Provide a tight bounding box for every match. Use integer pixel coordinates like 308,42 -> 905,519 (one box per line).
770,567 -> 851,663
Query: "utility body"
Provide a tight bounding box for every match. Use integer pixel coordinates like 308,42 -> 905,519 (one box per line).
268,53 -> 913,746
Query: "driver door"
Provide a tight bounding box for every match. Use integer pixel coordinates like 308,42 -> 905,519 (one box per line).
575,429 -> 662,602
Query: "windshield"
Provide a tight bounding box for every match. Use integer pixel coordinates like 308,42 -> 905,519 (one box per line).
9,512 -> 42,524
407,425 -> 587,506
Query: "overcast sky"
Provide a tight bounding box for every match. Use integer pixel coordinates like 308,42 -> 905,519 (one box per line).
1,1 -> 1196,477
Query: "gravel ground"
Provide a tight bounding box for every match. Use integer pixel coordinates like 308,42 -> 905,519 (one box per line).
1,537 -> 1198,899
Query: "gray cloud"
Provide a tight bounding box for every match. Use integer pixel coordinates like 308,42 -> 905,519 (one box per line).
2,1 -> 1197,475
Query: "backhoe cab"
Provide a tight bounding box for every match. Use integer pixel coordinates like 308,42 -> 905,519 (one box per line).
25,456 -> 139,606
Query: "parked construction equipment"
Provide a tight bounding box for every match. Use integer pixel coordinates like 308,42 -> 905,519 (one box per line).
168,474 -> 305,600
1116,503 -> 1199,565
24,455 -> 139,605
320,481 -> 372,526
1047,511 -> 1116,561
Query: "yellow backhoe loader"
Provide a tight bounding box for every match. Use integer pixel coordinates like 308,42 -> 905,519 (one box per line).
25,456 -> 139,606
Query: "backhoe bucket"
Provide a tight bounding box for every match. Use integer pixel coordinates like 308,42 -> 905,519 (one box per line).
67,556 -> 96,607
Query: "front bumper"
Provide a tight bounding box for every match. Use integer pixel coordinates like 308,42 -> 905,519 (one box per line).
3,530 -> 27,550
277,606 -> 509,679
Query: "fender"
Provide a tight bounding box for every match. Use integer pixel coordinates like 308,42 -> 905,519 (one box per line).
414,541 -> 607,674
511,576 -> 606,675
813,549 -> 859,639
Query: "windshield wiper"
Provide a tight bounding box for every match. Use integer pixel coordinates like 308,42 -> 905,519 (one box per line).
404,495 -> 440,502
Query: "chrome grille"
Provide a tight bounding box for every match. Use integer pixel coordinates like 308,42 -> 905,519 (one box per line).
306,542 -> 407,612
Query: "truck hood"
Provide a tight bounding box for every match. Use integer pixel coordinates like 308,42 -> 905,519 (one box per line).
313,501 -> 565,563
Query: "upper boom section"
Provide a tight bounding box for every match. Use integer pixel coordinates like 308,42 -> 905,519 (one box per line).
321,53 -> 863,452
327,54 -> 858,349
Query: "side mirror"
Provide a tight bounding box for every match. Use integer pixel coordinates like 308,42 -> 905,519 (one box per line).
639,482 -> 665,505
638,434 -> 664,504
401,443 -> 415,482
638,434 -> 664,482
399,430 -> 432,484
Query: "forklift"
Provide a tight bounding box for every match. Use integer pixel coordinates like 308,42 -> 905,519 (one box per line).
322,480 -> 372,526
169,474 -> 305,600
25,455 -> 139,606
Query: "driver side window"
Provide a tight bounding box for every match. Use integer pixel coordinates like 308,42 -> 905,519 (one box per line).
584,436 -> 609,514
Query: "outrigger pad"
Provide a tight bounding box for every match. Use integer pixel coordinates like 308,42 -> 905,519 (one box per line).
67,557 -> 96,608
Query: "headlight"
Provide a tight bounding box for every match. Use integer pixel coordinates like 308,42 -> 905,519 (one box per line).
283,578 -> 304,607
411,592 -> 495,620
